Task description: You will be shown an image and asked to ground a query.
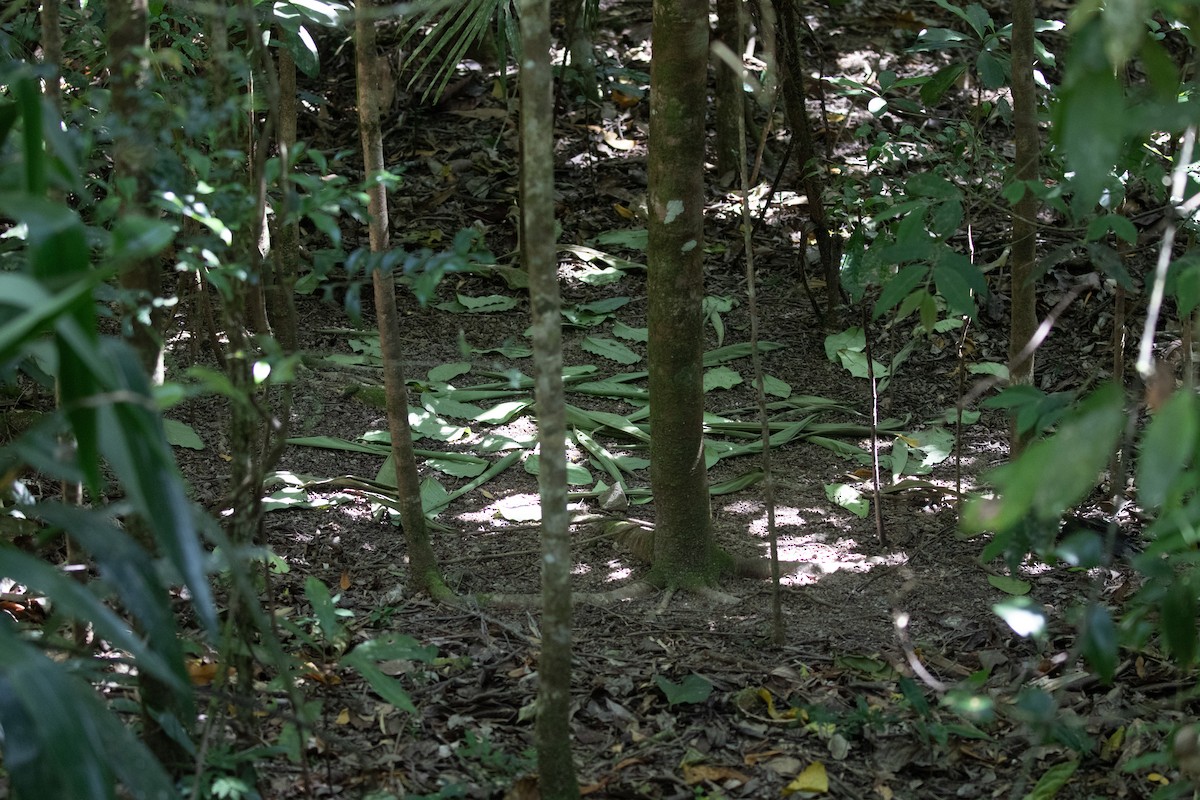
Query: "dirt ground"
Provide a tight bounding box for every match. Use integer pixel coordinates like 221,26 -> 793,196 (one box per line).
157,2 -> 1191,798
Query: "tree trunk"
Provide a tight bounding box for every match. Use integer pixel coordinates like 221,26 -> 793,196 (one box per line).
1009,0 -> 1039,452
712,0 -> 743,183
775,0 -> 839,325
519,0 -> 579,792
269,45 -> 301,354
40,0 -> 62,107
108,0 -> 165,382
355,0 -> 448,597
563,0 -> 599,102
646,0 -> 721,587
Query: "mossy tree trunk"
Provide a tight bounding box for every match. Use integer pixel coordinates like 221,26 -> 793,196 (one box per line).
646,0 -> 721,587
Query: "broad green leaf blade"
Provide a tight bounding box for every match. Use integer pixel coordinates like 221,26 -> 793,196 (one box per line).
35,503 -> 188,693
0,626 -> 176,800
1081,603 -> 1119,682
99,342 -> 217,634
428,361 -> 472,382
825,483 -> 869,517
304,576 -> 345,644
1022,760 -> 1079,800
525,454 -> 592,485
163,418 -> 204,450
1137,390 -> 1196,509
424,453 -> 489,477
654,673 -> 713,706
703,366 -> 742,391
581,336 -> 642,365
288,435 -> 391,454
0,546 -> 180,688
1162,578 -> 1198,666
987,574 -> 1031,596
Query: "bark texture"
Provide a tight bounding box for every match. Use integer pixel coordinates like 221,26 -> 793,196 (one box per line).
1009,0 -> 1039,452
355,1 -> 446,596
520,0 -> 579,790
646,0 -> 719,585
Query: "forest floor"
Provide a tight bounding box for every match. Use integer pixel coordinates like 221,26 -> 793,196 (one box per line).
163,2 -> 1187,799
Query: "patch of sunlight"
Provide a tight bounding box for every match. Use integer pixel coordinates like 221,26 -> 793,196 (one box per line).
605,560 -> 632,582
572,562 -> 592,576
456,492 -> 542,526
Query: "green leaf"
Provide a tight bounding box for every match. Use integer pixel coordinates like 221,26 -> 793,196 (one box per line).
874,264 -> 928,318
423,453 -> 489,478
304,577 -> 345,645
906,173 -> 960,200
108,215 -> 177,266
428,362 -> 472,382
581,336 -> 642,365
288,436 -> 390,454
934,252 -> 985,315
1137,390 -> 1195,509
96,345 -> 218,634
419,476 -> 451,511
1162,578 -> 1198,666
445,294 -> 520,313
1055,27 -> 1127,211
611,320 -> 648,342
347,660 -> 417,713
824,327 -> 864,362
524,454 -> 592,485
987,574 -> 1030,596
920,63 -> 967,105
37,503 -> 188,691
976,51 -> 1006,89
591,228 -> 648,251
1081,603 -> 1119,682
933,261 -> 977,318
891,437 -> 910,480
163,418 -> 204,450
1023,760 -> 1079,800
836,350 -> 888,380
408,407 -> 469,441
0,546 -> 181,685
654,673 -> 713,706
825,483 -> 869,518
703,341 -> 783,365
0,625 -> 177,800
709,469 -> 763,495
763,374 -> 791,398
703,366 -> 742,391
421,393 -> 487,421
474,399 -> 531,424
969,385 -> 1124,533
968,362 -> 1009,378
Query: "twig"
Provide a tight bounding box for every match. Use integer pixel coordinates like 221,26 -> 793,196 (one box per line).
1138,125 -> 1196,379
960,272 -> 1101,411
739,46 -> 784,644
861,305 -> 886,547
